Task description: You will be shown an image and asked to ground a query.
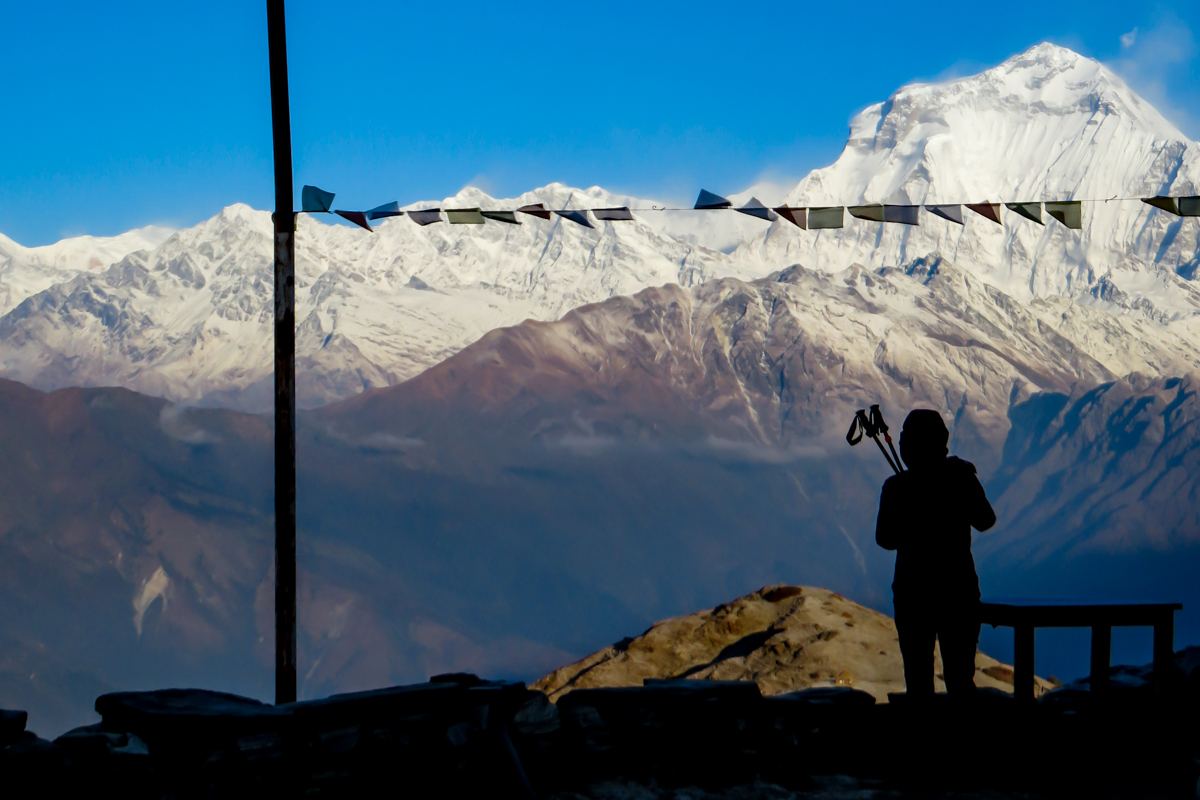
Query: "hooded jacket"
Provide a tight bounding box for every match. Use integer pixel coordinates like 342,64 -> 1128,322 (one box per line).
875,456 -> 996,605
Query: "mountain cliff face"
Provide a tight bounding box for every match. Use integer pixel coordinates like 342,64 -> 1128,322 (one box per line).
0,44 -> 1197,411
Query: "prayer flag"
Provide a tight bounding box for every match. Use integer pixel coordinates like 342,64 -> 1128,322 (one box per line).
1045,201 -> 1082,229
408,209 -> 442,226
555,210 -> 594,228
807,207 -> 844,229
593,207 -> 634,221
694,189 -> 732,210
301,185 -> 335,213
925,205 -> 964,225
446,208 -> 486,225
849,205 -> 885,222
334,210 -> 373,232
1006,202 -> 1043,225
884,205 -> 919,225
1142,196 -> 1181,215
481,210 -> 521,225
774,207 -> 807,229
1181,197 -> 1200,216
735,197 -> 778,222
517,203 -> 552,220
366,201 -> 402,220
966,202 -> 1002,225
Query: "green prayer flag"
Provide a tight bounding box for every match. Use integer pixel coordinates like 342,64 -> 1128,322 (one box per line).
1142,197 -> 1181,215
848,205 -> 885,222
446,208 -> 485,225
1006,202 -> 1043,225
1045,201 -> 1082,229
807,207 -> 844,230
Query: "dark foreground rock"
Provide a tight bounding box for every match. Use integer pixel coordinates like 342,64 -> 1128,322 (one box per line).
2,668 -> 1199,798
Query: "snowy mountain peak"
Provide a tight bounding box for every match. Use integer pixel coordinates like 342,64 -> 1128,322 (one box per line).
2,44 -> 1198,413
791,42 -> 1191,209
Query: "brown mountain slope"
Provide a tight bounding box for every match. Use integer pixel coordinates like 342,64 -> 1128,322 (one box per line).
534,585 -> 1056,703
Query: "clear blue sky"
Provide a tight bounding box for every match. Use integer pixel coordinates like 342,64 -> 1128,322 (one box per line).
3,1 -> 1198,245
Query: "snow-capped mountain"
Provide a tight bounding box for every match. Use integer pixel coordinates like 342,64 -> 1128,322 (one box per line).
0,187 -> 748,409
0,43 -> 1197,411
0,225 -> 173,315
741,43 -> 1200,311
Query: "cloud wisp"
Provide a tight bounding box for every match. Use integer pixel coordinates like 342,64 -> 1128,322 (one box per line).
1107,13 -> 1199,138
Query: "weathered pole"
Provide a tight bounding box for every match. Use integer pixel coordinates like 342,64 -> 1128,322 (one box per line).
266,0 -> 297,705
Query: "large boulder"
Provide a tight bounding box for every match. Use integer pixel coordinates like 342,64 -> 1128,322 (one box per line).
534,585 -> 1055,702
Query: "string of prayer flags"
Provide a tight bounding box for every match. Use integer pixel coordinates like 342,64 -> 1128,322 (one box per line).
555,209 -> 593,228
774,207 -> 807,229
966,202 -> 1002,225
1006,202 -> 1043,225
735,197 -> 778,222
517,203 -> 551,220
408,209 -> 442,226
366,201 -> 402,220
1045,201 -> 1082,229
695,189 -> 732,210
301,185 -> 335,213
481,210 -> 521,225
807,207 -> 844,229
302,184 -> 1200,237
593,207 -> 634,221
446,208 -> 486,225
335,210 -> 373,232
926,205 -> 964,225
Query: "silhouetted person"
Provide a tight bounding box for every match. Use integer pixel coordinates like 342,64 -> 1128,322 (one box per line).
876,409 -> 995,698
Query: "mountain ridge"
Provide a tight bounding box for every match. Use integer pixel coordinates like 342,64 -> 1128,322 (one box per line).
0,44 -> 1197,411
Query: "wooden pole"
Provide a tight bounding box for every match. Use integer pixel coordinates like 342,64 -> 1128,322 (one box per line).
266,0 -> 297,705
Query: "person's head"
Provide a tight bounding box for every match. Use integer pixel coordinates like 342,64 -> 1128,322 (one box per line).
900,409 -> 949,470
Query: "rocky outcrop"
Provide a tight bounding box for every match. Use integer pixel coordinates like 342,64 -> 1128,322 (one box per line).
535,586 -> 1057,703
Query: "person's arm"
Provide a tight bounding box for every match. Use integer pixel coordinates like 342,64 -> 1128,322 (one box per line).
958,460 -> 996,532
875,477 -> 903,550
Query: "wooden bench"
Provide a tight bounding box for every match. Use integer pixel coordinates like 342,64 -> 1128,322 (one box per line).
978,601 -> 1182,702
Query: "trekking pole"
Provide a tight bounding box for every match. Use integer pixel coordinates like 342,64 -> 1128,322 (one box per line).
869,405 -> 904,471
845,407 -> 902,475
